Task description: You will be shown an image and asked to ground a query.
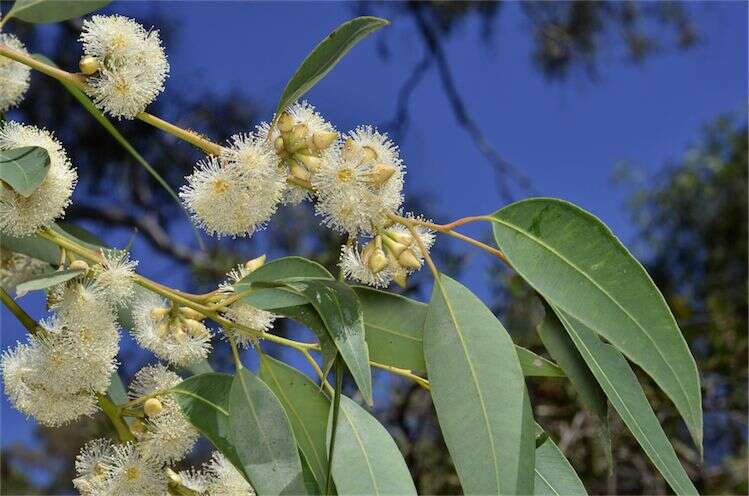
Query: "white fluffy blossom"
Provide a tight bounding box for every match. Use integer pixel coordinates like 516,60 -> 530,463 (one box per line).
177,468 -> 211,494
0,249 -> 48,290
52,281 -> 119,350
79,15 -> 169,119
313,126 -> 404,235
73,438 -> 117,495
180,133 -> 284,237
0,122 -> 78,236
128,364 -> 199,463
217,265 -> 276,348
97,442 -> 168,496
131,292 -> 211,366
0,33 -> 31,112
94,249 -> 138,306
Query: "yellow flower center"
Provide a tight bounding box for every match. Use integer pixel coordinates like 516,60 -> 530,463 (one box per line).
125,466 -> 140,481
336,168 -> 354,183
211,178 -> 229,193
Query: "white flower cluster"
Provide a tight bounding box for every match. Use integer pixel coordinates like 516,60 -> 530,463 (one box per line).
79,15 -> 169,119
181,101 -> 434,288
0,122 -> 78,237
73,364 -> 201,495
131,292 -> 211,366
178,452 -> 256,496
217,257 -> 276,348
0,33 -> 31,112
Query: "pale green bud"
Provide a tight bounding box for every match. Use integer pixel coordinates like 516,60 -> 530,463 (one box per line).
277,112 -> 294,133
150,307 -> 170,321
368,249 -> 388,274
398,249 -> 421,269
312,131 -> 337,150
244,254 -> 267,272
365,163 -> 396,187
143,398 -> 164,417
79,55 -> 100,75
382,236 -> 408,257
69,260 -> 90,272
295,153 -> 322,172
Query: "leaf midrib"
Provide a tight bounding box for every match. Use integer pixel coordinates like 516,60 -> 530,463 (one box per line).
171,389 -> 229,416
435,278 -> 502,492
340,405 -> 380,495
492,215 -> 696,425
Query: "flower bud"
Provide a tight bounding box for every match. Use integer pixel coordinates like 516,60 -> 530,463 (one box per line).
312,131 -> 337,150
143,398 -> 164,417
79,55 -> 100,75
155,320 -> 170,337
368,249 -> 388,274
342,138 -> 357,161
398,249 -> 422,269
149,307 -> 169,322
277,112 -> 294,133
290,163 -> 311,181
393,270 -> 408,288
295,153 -> 322,172
387,230 -> 413,246
184,318 -> 208,338
69,260 -> 90,272
361,146 -> 378,162
291,123 -> 308,142
244,254 -> 267,273
274,136 -> 285,154
365,163 -> 396,187
179,306 -> 204,321
171,323 -> 187,343
382,236 -> 408,257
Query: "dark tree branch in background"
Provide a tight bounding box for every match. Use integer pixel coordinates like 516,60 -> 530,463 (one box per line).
382,51 -> 432,136
405,1 -> 535,202
67,204 -> 205,266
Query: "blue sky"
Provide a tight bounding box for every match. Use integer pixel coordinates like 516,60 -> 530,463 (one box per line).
2,0 -> 747,476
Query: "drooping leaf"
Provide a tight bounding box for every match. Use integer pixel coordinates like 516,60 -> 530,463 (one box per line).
172,373 -> 246,480
327,395 -> 416,495
229,368 -> 306,495
0,146 -> 50,196
6,0 -> 110,24
259,355 -> 330,491
424,274 -> 535,495
356,286 -> 563,377
553,306 -> 698,495
275,16 -> 389,117
491,198 -> 702,452
537,307 -> 612,469
534,433 -> 587,496
15,268 -> 83,296
0,232 -> 60,264
284,279 -> 372,405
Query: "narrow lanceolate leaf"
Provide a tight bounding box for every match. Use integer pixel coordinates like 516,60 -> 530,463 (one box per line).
0,146 -> 50,196
553,307 -> 698,495
15,268 -> 83,297
534,435 -> 587,496
356,286 -> 563,377
229,368 -> 306,496
491,198 -> 702,452
327,395 -> 416,495
6,0 -> 110,23
259,355 -> 330,491
285,279 -> 372,405
172,373 -> 246,480
424,274 -> 535,495
275,16 -> 389,117
537,307 -> 612,469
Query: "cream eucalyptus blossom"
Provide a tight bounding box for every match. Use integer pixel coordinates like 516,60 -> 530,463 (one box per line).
0,33 -> 31,112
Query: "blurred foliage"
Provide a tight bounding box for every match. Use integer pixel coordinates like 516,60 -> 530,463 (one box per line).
2,2 -> 744,496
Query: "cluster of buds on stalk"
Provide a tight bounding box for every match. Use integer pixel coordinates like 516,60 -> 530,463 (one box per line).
148,304 -> 209,343
272,109 -> 338,182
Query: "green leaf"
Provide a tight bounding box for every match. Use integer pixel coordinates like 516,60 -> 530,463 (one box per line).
15,268 -> 83,296
6,0 -> 110,24
491,198 -> 702,452
424,274 -> 535,495
259,355 -> 330,491
537,307 -> 612,469
0,146 -> 50,196
553,307 -> 698,495
275,16 -> 389,117
284,279 -> 372,405
172,373 -> 247,480
0,233 -> 60,264
242,287 -> 310,309
229,368 -> 306,495
534,434 -> 587,496
31,54 -> 203,248
356,286 -> 562,377
327,395 -> 416,495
